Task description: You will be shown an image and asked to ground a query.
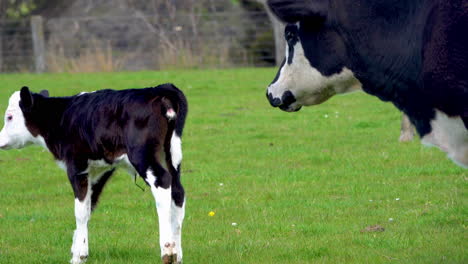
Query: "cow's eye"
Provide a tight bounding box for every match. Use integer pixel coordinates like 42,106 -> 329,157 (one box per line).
285,30 -> 298,45
7,115 -> 12,121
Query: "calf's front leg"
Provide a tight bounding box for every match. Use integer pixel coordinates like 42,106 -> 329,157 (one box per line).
68,168 -> 92,264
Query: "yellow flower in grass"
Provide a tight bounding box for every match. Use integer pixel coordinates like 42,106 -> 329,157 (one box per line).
208,211 -> 215,217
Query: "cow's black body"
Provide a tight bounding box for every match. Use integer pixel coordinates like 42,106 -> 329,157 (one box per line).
268,0 -> 468,136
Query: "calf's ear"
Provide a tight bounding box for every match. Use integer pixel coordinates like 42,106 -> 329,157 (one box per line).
267,0 -> 328,23
20,86 -> 34,110
39,90 -> 49,97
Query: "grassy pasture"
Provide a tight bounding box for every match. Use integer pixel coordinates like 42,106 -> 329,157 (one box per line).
0,68 -> 466,263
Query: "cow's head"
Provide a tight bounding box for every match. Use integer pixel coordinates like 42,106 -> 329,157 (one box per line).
266,0 -> 360,112
0,87 -> 49,149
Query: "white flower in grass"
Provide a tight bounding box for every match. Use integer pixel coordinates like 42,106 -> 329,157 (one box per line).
389,218 -> 394,222
395,198 -> 400,201
232,222 -> 237,226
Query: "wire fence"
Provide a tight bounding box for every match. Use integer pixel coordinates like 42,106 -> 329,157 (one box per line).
0,11 -> 276,73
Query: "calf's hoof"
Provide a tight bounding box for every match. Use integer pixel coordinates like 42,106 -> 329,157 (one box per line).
161,241 -> 181,263
70,255 -> 88,264
162,253 -> 180,264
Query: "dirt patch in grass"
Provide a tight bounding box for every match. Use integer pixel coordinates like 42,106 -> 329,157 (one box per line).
360,225 -> 385,233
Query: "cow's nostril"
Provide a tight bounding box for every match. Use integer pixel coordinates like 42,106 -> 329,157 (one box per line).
281,91 -> 296,106
272,97 -> 281,107
267,92 -> 282,107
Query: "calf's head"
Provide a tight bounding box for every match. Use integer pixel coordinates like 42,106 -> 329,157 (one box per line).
266,1 -> 360,112
0,87 -> 48,149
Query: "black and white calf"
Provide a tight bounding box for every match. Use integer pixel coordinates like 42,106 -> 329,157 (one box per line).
0,84 -> 188,264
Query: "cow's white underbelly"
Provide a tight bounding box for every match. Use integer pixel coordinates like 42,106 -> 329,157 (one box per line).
56,154 -> 138,181
421,110 -> 468,168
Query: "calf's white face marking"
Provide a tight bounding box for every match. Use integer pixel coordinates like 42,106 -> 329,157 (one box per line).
0,91 -> 37,149
267,24 -> 360,112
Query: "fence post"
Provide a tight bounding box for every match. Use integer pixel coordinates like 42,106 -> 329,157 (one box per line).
271,18 -> 285,66
31,15 -> 46,73
0,26 -> 3,72
258,0 -> 285,66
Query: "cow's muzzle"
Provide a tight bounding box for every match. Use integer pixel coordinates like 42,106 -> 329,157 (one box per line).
267,92 -> 281,107
266,90 -> 302,112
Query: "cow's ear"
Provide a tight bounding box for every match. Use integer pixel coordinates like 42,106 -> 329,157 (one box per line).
39,90 -> 49,97
20,86 -> 34,110
267,0 -> 328,23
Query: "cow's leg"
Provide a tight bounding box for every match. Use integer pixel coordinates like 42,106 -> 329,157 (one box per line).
144,164 -> 177,264
168,130 -> 184,263
68,165 -> 91,264
399,113 -> 415,142
171,174 -> 185,263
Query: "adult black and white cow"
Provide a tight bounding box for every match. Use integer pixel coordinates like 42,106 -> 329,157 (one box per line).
0,84 -> 188,264
267,43 -> 415,142
266,0 -> 468,167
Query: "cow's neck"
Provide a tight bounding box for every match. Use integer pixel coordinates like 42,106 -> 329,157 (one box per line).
332,73 -> 361,95
330,0 -> 436,136
334,0 -> 433,90
24,96 -> 72,159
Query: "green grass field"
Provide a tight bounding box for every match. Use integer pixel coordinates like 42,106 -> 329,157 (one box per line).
0,68 -> 466,263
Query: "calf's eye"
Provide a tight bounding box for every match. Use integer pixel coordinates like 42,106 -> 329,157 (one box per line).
7,115 -> 12,121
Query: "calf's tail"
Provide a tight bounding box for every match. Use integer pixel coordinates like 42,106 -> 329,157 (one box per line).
157,83 -> 188,172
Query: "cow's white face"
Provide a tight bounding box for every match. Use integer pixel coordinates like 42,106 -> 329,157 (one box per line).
267,24 -> 360,112
0,91 -> 36,149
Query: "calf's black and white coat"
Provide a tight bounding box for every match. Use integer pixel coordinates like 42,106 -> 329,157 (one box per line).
0,84 -> 188,264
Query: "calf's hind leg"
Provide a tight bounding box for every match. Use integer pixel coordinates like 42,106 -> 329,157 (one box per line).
128,141 -> 182,263
171,170 -> 185,263
144,164 -> 179,263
